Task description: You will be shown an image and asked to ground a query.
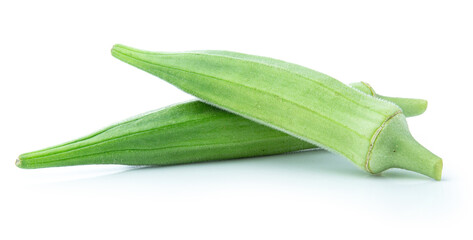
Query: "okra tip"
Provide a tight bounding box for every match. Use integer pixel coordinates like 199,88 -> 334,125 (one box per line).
15,158 -> 23,168
111,44 -> 129,51
111,44 -> 126,58
111,44 -> 146,57
15,154 -> 31,169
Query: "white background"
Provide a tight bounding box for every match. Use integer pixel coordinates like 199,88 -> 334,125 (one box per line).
1,0 -> 472,239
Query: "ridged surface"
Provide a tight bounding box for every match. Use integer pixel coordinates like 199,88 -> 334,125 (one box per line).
111,45 -> 401,167
18,84 -> 424,169
18,101 -> 314,168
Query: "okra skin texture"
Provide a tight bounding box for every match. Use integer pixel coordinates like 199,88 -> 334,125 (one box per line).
16,84 -> 424,169
17,101 -> 314,169
112,45 -> 442,180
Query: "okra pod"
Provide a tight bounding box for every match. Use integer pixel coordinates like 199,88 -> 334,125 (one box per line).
16,83 -> 425,169
111,45 -> 442,180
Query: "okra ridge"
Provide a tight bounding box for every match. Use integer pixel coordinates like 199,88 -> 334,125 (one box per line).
111,48 -> 371,142
18,115 -> 221,162
112,44 -> 394,117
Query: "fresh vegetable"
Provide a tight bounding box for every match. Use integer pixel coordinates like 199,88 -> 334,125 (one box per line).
111,45 -> 442,180
16,83 -> 425,169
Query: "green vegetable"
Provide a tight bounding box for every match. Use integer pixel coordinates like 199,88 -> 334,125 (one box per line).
16,83 -> 425,169
111,45 -> 442,180
349,82 -> 427,117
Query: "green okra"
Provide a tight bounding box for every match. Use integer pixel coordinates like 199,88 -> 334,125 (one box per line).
111,45 -> 442,180
349,82 -> 427,117
16,82 -> 426,169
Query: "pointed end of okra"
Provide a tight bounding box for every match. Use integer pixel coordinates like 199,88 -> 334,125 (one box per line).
15,157 -> 24,169
16,154 -> 35,169
111,44 -> 131,59
111,44 -> 158,73
111,44 -> 151,58
111,44 -> 133,51
367,113 -> 443,181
